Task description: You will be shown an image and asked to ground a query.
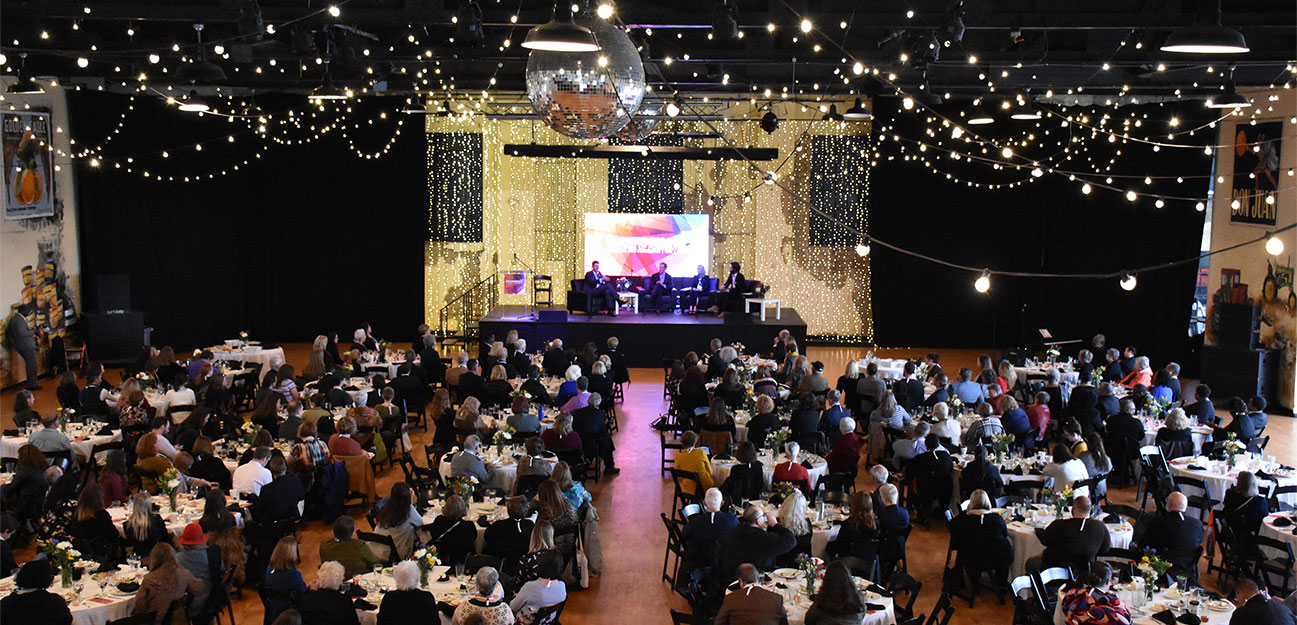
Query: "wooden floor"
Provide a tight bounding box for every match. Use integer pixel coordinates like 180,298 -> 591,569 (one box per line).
2,344 -> 1292,625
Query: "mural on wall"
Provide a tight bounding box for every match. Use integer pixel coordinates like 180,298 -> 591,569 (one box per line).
3,110 -> 55,220
1230,121 -> 1281,226
0,257 -> 75,387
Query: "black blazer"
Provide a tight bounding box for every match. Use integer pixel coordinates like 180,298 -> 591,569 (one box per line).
542,348 -> 569,378
647,271 -> 672,291
1229,594 -> 1297,625
687,274 -> 711,291
1037,517 -> 1111,571
484,518 -> 535,563
584,270 -> 608,289
520,379 -> 553,406
426,516 -> 478,566
1138,512 -> 1204,572
252,475 -> 305,523
718,524 -> 796,581
746,412 -> 782,449
894,378 -> 925,412
721,271 -> 746,291
190,452 -> 233,491
297,589 -> 361,625
1185,400 -> 1217,427
377,589 -> 440,625
1222,490 -> 1269,536
457,372 -> 488,403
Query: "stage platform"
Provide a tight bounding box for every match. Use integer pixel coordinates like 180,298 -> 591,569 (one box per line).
478,306 -> 808,368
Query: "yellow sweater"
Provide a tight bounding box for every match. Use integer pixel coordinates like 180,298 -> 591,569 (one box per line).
673,448 -> 715,495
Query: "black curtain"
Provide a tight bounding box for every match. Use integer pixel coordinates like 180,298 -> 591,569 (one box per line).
867,100 -> 1209,367
71,92 -> 426,350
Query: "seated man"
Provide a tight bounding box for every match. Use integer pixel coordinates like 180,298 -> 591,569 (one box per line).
251,457 -> 304,524
584,260 -> 619,316
718,507 -> 796,583
714,563 -> 788,625
643,261 -> 674,313
572,393 -> 619,475
450,435 -> 492,485
319,516 -> 380,579
891,421 -> 929,467
1231,578 -> 1297,625
1136,492 -> 1204,575
1036,495 -> 1111,572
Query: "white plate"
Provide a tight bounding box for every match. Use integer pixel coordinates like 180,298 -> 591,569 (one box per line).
772,568 -> 800,579
1209,600 -> 1233,611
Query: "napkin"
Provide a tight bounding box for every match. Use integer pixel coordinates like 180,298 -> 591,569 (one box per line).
864,584 -> 892,597
1257,470 -> 1277,481
1006,467 -> 1024,475
1187,465 -> 1208,471
96,425 -> 116,436
800,460 -> 815,469
1176,614 -> 1199,625
865,603 -> 887,612
353,598 -> 377,610
1273,517 -> 1293,527
476,517 -> 490,528
1151,610 -> 1177,624
1028,468 -> 1043,475
1103,515 -> 1124,524
116,582 -> 140,593
82,576 -> 101,597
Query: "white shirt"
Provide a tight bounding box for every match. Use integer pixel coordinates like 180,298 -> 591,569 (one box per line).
1043,459 -> 1090,496
164,387 -> 197,409
930,418 -> 962,441
154,432 -> 179,459
231,460 -> 272,496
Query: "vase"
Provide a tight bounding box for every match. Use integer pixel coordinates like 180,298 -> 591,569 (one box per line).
1227,453 -> 1237,468
420,567 -> 428,588
804,576 -> 816,600
61,564 -> 73,589
496,442 -> 505,456
1144,577 -> 1155,602
168,492 -> 178,512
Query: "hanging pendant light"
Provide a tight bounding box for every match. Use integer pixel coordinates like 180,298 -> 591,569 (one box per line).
177,90 -> 211,112
522,2 -> 599,52
7,53 -> 44,94
1161,0 -> 1248,54
843,97 -> 872,120
1205,65 -> 1250,109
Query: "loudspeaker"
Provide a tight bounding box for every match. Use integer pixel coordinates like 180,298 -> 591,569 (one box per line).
1214,303 -> 1260,348
95,274 -> 131,312
1201,344 -> 1278,402
81,311 -> 146,364
538,309 -> 567,323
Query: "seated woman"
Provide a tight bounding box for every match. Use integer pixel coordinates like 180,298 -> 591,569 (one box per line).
429,389 -> 459,449
828,491 -> 880,571
536,482 -> 578,558
377,561 -> 439,625
263,536 -> 308,624
510,566 -> 566,625
1149,369 -> 1175,404
804,560 -> 866,625
373,482 -> 426,561
453,397 -> 485,446
1155,408 -> 1195,459
291,421 -> 332,474
520,366 -> 553,408
134,433 -> 174,493
450,567 -> 511,625
699,397 -> 736,455
297,561 -> 362,625
134,544 -> 204,625
55,371 -> 80,411
515,521 -> 565,590
98,450 -> 130,505
484,497 -> 536,569
199,488 -> 237,533
540,412 -> 582,456
484,365 -> 514,408
516,437 -> 556,484
774,490 -> 813,569
959,445 -> 1004,501
507,396 -> 541,435
550,461 -> 592,514
1119,356 -> 1153,390
1078,434 -> 1112,500
671,431 -> 715,497
1059,562 -> 1130,625
948,489 -> 1011,590
0,560 -> 74,624
928,401 -> 961,446
554,366 -> 582,408
752,365 -> 780,400
745,396 -> 781,450
720,441 -> 765,501
1042,444 -> 1090,496
425,494 -> 477,567
121,492 -> 170,563
1223,471 -> 1269,537
587,361 -> 615,408
328,416 -> 367,458
713,369 -> 745,409
69,483 -> 123,564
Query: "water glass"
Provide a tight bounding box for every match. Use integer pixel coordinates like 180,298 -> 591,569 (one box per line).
454,563 -> 466,578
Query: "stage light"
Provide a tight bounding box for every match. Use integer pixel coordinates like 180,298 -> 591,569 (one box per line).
1010,102 -> 1042,120
523,2 -> 600,52
855,243 -> 871,257
761,110 -> 779,134
1205,84 -> 1250,109
308,70 -> 348,100
1120,274 -> 1137,291
974,270 -> 991,293
1161,0 -> 1248,54
1267,234 -> 1285,256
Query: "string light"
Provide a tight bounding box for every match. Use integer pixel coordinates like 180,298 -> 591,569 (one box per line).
974,270 -> 991,293
1120,274 -> 1137,291
1267,234 -> 1286,255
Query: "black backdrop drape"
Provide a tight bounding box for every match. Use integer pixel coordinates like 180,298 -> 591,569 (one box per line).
71,92 -> 425,350
867,100 -> 1210,367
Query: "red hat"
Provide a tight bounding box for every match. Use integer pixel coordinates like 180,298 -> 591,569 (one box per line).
177,522 -> 207,545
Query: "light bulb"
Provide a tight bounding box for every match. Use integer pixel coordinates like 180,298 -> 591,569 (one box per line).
1126,190 -> 1137,202
974,271 -> 991,293
1081,183 -> 1092,195
1195,202 -> 1205,211
327,5 -> 340,17
1266,235 -> 1285,256
800,19 -> 812,33
665,102 -> 680,117
1001,147 -> 1013,158
902,97 -> 913,110
855,243 -> 871,257
597,3 -> 613,19
1120,274 -> 1137,291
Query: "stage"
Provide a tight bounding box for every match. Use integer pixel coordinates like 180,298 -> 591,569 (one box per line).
478,306 -> 808,368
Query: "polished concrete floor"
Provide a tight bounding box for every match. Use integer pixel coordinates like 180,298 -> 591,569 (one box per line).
2,344 -> 1291,625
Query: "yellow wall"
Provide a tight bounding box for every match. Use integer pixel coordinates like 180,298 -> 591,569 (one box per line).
424,100 -> 875,340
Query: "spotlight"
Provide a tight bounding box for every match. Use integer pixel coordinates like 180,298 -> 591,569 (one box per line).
712,0 -> 739,41
665,101 -> 680,117
760,110 -> 779,134
1120,274 -> 1137,291
855,242 -> 871,257
1266,234 -> 1285,255
1161,0 -> 1248,54
457,1 -> 485,46
327,5 -> 340,17
800,19 -> 812,34
843,97 -> 871,120
974,270 -> 991,293
523,2 -> 600,52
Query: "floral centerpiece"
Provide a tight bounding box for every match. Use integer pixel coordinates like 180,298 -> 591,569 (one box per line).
134,371 -> 157,389
752,282 -> 771,298
991,432 -> 1015,460
158,467 -> 182,511
493,425 -> 515,455
1041,486 -> 1075,519
1045,346 -> 1060,364
1146,395 -> 1170,419
772,482 -> 800,503
412,547 -> 441,587
1136,548 -> 1172,599
1090,366 -> 1105,386
916,362 -> 929,380
239,330 -> 249,348
57,407 -> 75,434
40,540 -> 83,588
241,421 -> 262,446
795,553 -> 824,599
509,389 -> 532,400
744,387 -> 757,416
768,428 -> 792,454
730,342 -> 746,356
1222,433 -> 1247,467
445,474 -> 479,502
378,340 -> 391,362
948,395 -> 964,414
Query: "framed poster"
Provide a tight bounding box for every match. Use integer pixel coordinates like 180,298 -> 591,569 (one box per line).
1230,121 -> 1282,226
3,110 -> 55,220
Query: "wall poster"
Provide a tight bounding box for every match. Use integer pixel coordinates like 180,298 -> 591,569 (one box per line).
1230,121 -> 1282,226
3,110 -> 55,220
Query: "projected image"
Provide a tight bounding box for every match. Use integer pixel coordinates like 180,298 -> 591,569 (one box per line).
583,213 -> 711,277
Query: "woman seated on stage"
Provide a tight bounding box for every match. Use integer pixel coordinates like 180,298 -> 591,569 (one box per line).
680,265 -> 711,314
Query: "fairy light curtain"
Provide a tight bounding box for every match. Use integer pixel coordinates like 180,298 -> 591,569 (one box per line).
427,132 -> 484,243
608,135 -> 684,214
810,135 -> 871,247
424,105 -> 874,342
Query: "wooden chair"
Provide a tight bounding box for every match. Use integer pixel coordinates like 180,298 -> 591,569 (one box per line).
357,530 -> 400,564
533,600 -> 566,625
669,608 -> 711,624
1010,575 -> 1050,625
670,469 -> 704,521
1251,535 -> 1296,595
887,570 -> 924,622
660,513 -> 685,589
1172,475 -> 1219,523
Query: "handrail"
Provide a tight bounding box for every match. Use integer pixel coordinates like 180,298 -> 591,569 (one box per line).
437,272 -> 498,339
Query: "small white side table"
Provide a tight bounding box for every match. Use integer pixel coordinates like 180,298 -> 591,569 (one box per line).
616,292 -> 640,314
745,298 -> 781,321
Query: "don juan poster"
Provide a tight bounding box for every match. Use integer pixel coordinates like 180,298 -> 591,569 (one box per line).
3,110 -> 55,220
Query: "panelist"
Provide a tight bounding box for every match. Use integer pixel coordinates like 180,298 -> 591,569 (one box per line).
584,261 -> 619,316
644,262 -> 673,313
681,265 -> 711,314
708,261 -> 746,315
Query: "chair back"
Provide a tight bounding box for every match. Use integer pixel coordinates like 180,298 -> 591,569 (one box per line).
258,585 -> 297,625
926,592 -> 956,625
106,612 -> 158,625
356,530 -> 400,564
1033,566 -> 1071,606
464,553 -> 503,575
1270,483 -> 1297,512
1101,504 -> 1143,526
887,571 -> 923,620
681,503 -> 702,519
533,600 -> 566,625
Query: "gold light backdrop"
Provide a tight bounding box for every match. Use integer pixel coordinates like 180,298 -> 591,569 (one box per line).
425,100 -> 874,341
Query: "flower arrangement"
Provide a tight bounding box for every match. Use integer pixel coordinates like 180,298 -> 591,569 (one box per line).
916,362 -> 929,380
241,421 -> 262,445
57,407 -> 75,433
730,342 -> 746,355
948,395 -> 964,414
769,427 -> 792,454
1222,432 -> 1247,467
509,389 -> 532,399
1041,486 -> 1075,518
412,547 -> 441,587
1045,346 -> 1061,363
773,482 -> 800,502
1136,548 -> 1171,597
493,425 -> 515,454
991,432 -> 1015,458
158,467 -> 182,511
1146,395 -> 1170,419
40,540 -> 83,588
752,282 -> 771,298
445,474 -> 479,502
134,371 -> 156,388
1090,366 -> 1105,386
795,553 -> 824,598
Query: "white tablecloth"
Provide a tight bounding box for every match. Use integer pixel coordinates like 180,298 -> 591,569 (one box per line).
1139,421 -> 1213,455
417,500 -> 538,556
712,452 -> 828,492
2,564 -> 147,625
0,428 -> 121,462
1052,584 -> 1235,625
438,447 -> 557,494
1261,512 -> 1297,559
1168,456 -> 1297,511
208,345 -> 286,370
1016,365 -> 1080,387
857,359 -> 906,381
739,575 -> 895,625
353,565 -> 468,625
1006,509 -> 1134,579
107,493 -> 248,536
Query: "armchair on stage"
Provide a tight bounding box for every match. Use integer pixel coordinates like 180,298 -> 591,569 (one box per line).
566,279 -> 613,315
568,276 -> 754,315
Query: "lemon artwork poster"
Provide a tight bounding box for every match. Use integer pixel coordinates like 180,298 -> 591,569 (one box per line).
3,110 -> 55,219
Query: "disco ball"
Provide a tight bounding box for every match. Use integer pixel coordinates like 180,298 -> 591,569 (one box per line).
612,108 -> 660,142
526,13 -> 645,140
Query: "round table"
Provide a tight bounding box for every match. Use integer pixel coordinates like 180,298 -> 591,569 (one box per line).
751,500 -> 845,558
1016,364 -> 1079,387
418,499 -> 538,556
1168,456 -> 1297,511
1261,511 -> 1297,559
712,452 -> 828,492
438,446 -> 557,494
353,565 -> 474,625
0,427 -> 121,463
1052,583 -> 1236,625
208,345 -> 286,370
1139,420 -> 1213,455
951,452 -> 1054,511
732,573 -> 894,625
858,358 -> 906,381
106,493 -> 248,536
1,563 -> 147,625
1005,507 -> 1134,579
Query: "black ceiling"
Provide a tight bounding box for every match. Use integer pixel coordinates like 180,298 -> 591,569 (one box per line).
2,0 -> 1294,103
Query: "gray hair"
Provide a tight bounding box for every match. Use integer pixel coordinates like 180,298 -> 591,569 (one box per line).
913,421 -> 930,438
565,365 -> 582,382
317,561 -> 346,590
514,338 -> 526,353
393,561 -> 420,590
840,417 -> 856,435
423,333 -> 437,348
785,441 -> 800,458
710,338 -> 722,351
869,464 -> 889,483
1135,356 -> 1149,370
591,361 -> 607,376
1165,408 -> 1189,431
464,435 -> 480,451
353,329 -> 366,342
587,393 -> 602,407
932,402 -> 949,419
606,336 -> 619,350
719,346 -> 737,363
475,566 -> 500,595
880,483 -> 899,506
456,352 -> 469,365
737,563 -> 758,585
827,389 -> 841,404
704,487 -> 724,511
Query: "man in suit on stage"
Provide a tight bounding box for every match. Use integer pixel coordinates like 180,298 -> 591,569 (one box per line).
645,262 -> 673,313
585,261 -> 619,316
